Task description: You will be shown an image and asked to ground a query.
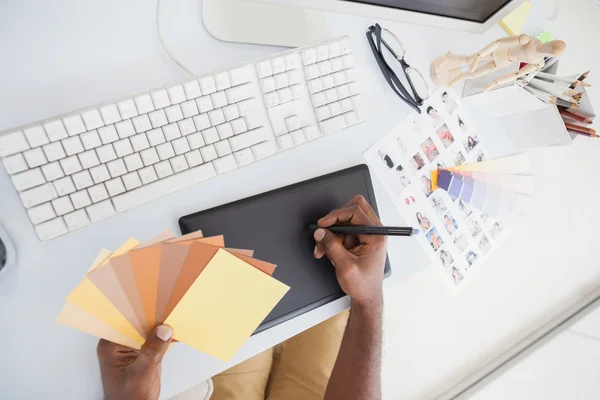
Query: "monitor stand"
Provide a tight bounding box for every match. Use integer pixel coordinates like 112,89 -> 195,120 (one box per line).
202,0 -> 328,48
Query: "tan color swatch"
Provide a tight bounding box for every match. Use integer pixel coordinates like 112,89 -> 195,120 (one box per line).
111,255 -> 150,335
155,243 -> 192,323
87,239 -> 140,273
166,231 -> 205,243
57,303 -> 141,349
129,245 -> 162,330
138,230 -> 175,249
171,235 -> 225,247
164,249 -> 290,361
86,249 -> 113,273
227,248 -> 254,257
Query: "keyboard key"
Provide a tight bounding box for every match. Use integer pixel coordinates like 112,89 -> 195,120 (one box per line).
187,132 -> 206,150
321,75 -> 334,90
320,61 -> 332,76
324,88 -> 339,104
140,148 -> 160,166
124,153 -> 143,171
3,153 -> 28,175
98,125 -> 119,144
290,85 -> 303,100
80,130 -> 102,150
208,109 -> 226,126
12,168 -> 45,191
99,104 -> 122,125
165,104 -> 184,123
196,96 -> 214,113
132,115 -> 153,133
86,199 -> 116,222
122,172 -> 142,190
233,148 -> 254,166
344,111 -> 359,126
172,137 -> 191,155
329,42 -> 341,58
315,106 -> 331,122
213,154 -> 237,174
312,92 -> 327,108
260,77 -> 276,94
53,177 -> 76,197
138,166 -> 158,184
285,116 -> 301,132
229,128 -> 268,152
130,133 -> 150,152
178,118 -> 196,136
184,150 -> 203,167
115,120 -> 136,139
64,209 -> 90,230
211,92 -> 228,109
43,121 -> 69,142
303,126 -> 321,140
288,70 -> 301,85
52,197 -> 75,216
113,139 -> 134,158
225,84 -> 254,104
223,105 -> 239,122
340,37 -> 351,54
117,99 -> 139,120
96,144 -> 117,163
181,100 -> 199,118
351,94 -> 367,120
229,66 -> 253,87
183,80 -> 202,99
154,160 -> 174,179
329,102 -> 343,117
21,183 -> 58,208
347,69 -> 358,84
305,64 -> 320,80
107,159 -> 127,177
272,57 -> 286,75
105,178 -> 126,196
200,77 -> 217,95
290,130 -> 306,145
72,170 -> 94,190
149,109 -> 168,128
264,93 -> 279,108
134,94 -> 155,114
202,128 -> 220,145
330,57 -> 344,72
278,88 -> 293,104
170,155 -> 189,173
237,99 -> 259,117
337,84 -> 350,100
81,109 -> 105,131
163,123 -> 182,141
302,48 -> 317,65
23,147 -> 47,168
90,164 -> 111,184
78,150 -> 100,169
333,71 -> 346,86
274,73 -> 289,90
35,217 -> 68,241
231,118 -> 248,135
151,89 -> 171,109
62,115 -> 86,136
167,85 -> 187,104
200,145 -> 218,162
61,136 -> 84,156
257,61 -> 273,79
24,126 -> 50,148
156,142 -> 175,160
60,156 -> 83,175
147,128 -> 166,147
88,185 -> 109,204
285,54 -> 301,70
343,55 -> 355,68
278,134 -> 294,149
215,140 -> 232,157
308,79 -> 323,94
317,45 -> 329,62
217,123 -> 234,140
112,163 -> 216,212
193,114 -> 211,131
0,131 -> 30,157
215,72 -> 231,91
251,141 -> 277,160
320,114 -> 347,134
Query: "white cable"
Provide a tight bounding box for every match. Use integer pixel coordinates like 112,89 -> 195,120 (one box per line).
156,0 -> 194,76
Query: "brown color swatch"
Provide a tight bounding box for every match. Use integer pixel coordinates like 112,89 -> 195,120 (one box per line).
129,245 -> 162,329
233,253 -> 277,276
166,231 -> 205,243
226,248 -> 254,257
155,243 -> 192,323
111,255 -> 150,335
171,235 -> 225,247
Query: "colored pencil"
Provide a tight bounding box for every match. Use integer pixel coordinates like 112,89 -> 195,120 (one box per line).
568,129 -> 598,138
556,98 -> 580,109
564,123 -> 596,135
559,109 -> 593,124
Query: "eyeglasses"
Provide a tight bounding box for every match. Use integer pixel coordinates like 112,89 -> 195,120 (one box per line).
366,24 -> 430,113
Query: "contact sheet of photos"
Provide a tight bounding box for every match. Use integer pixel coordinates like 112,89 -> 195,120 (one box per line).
364,89 -> 510,292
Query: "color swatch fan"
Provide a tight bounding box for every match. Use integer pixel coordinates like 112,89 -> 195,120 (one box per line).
433,154 -> 534,222
56,231 -> 290,361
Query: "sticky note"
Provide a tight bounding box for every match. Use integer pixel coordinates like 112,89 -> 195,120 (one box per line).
499,1 -> 532,36
165,249 -> 290,361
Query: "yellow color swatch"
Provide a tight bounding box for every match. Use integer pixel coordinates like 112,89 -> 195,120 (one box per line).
499,1 -> 532,36
87,238 -> 140,273
165,249 -> 290,361
450,154 -> 531,174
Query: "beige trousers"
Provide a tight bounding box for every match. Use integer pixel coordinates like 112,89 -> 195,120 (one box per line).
211,310 -> 350,400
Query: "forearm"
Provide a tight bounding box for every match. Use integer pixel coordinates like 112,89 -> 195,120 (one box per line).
325,295 -> 383,400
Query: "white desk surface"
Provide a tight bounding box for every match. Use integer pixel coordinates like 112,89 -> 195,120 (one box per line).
1,0 -> 599,399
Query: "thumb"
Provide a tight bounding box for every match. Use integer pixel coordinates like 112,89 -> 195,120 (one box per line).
314,229 -> 353,267
138,324 -> 173,367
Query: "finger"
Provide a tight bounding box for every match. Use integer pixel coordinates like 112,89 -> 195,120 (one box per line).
97,339 -> 137,362
137,325 -> 173,367
343,195 -> 382,226
317,204 -> 373,228
314,229 -> 354,267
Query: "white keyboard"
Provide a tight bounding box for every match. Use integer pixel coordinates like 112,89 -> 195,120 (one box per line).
0,37 -> 366,242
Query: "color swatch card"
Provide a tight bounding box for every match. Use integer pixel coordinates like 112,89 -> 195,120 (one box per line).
57,231 -> 290,361
364,89 -> 514,292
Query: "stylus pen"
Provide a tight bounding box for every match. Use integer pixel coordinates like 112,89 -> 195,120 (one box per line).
307,224 -> 419,237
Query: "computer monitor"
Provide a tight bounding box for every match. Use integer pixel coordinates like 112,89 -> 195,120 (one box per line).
203,0 -> 525,47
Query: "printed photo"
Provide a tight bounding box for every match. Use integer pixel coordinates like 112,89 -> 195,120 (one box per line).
476,149 -> 486,162
410,152 -> 426,172
479,235 -> 492,255
436,124 -> 455,148
421,138 -> 440,162
435,161 -> 446,170
378,150 -> 395,170
449,149 -> 466,166
430,193 -> 448,216
489,221 -> 505,240
412,118 -> 428,138
426,106 -> 445,127
404,195 -> 416,205
456,200 -> 473,219
466,249 -> 479,267
457,117 -> 468,135
480,212 -> 490,224
442,91 -> 458,115
439,248 -> 454,268
448,265 -> 464,286
426,227 -> 444,251
388,165 -> 412,195
396,136 -> 408,154
415,211 -> 432,231
421,174 -> 434,197
454,234 -> 468,253
463,135 -> 479,153
467,218 -> 483,238
443,213 -> 459,235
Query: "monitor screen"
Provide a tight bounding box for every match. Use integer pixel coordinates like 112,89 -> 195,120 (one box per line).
343,0 -> 513,23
